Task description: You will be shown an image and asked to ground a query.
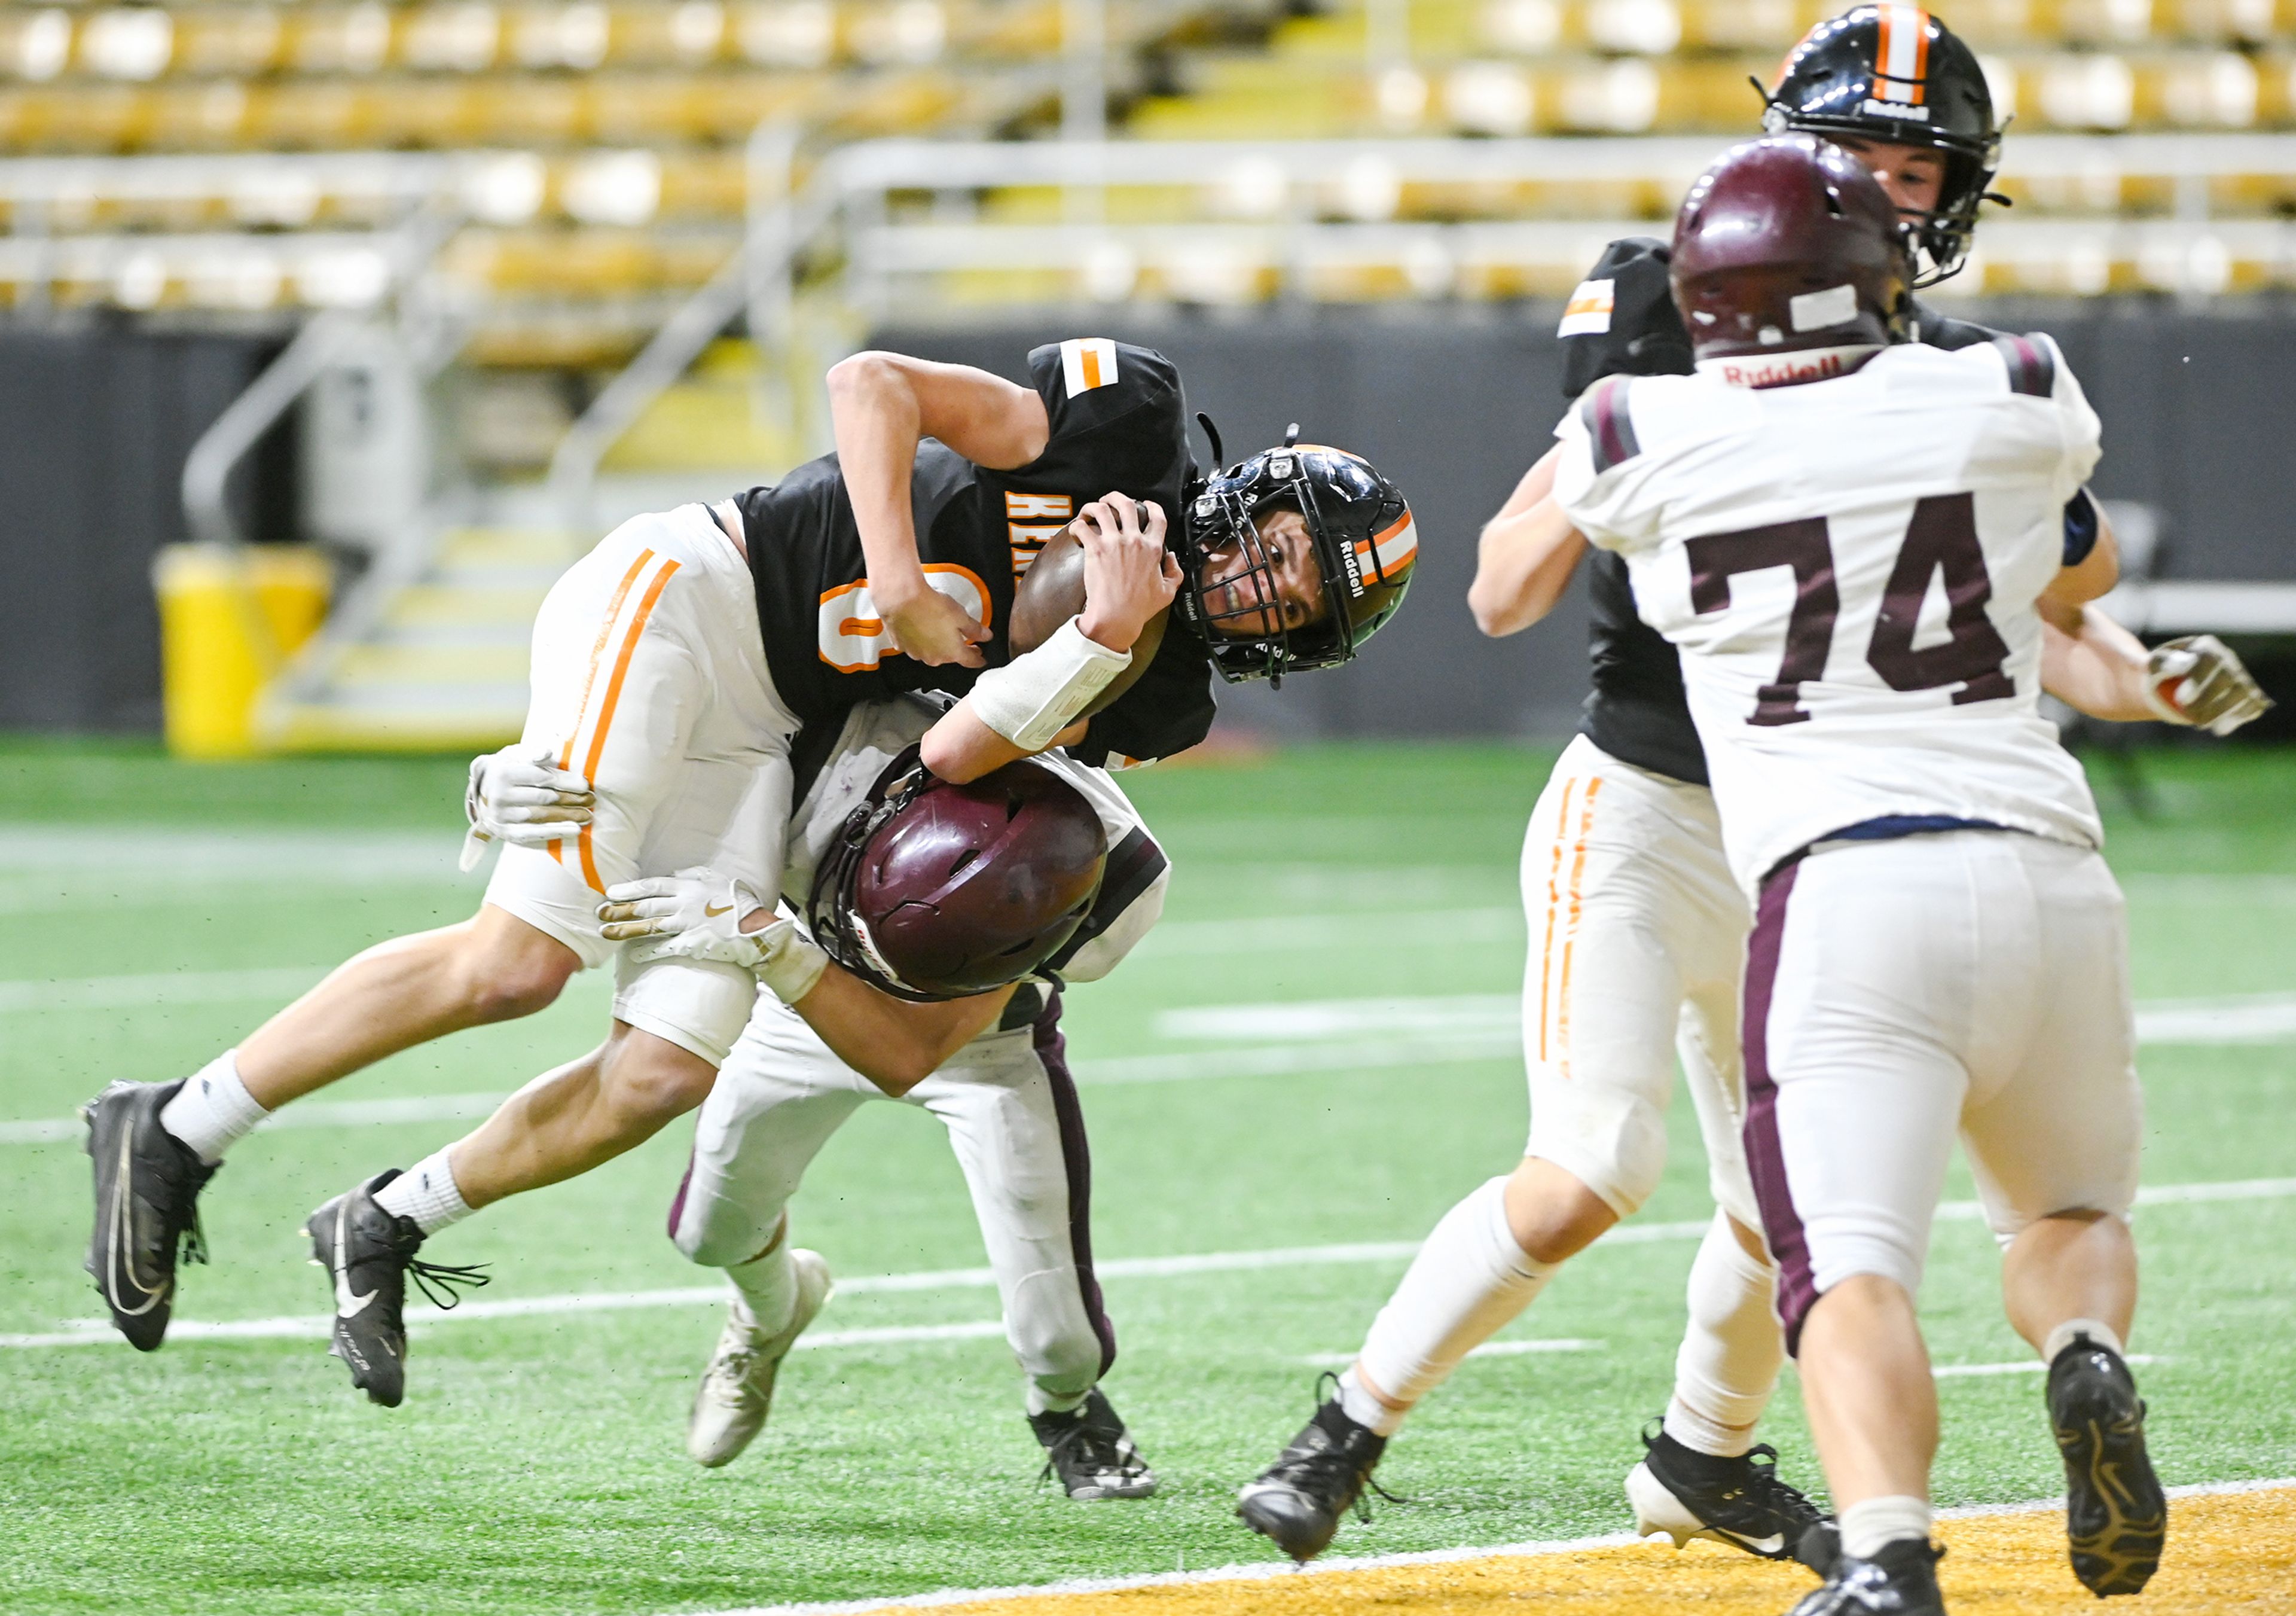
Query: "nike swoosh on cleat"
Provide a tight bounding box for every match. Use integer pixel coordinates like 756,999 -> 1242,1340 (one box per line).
331,1200 -> 377,1318
106,1127 -> 166,1316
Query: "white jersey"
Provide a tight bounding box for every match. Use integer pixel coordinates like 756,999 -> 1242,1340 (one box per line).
1554,334 -> 2105,891
782,694 -> 1170,984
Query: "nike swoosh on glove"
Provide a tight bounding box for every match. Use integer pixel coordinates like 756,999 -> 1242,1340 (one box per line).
461,745 -> 596,871
2143,634 -> 2274,737
598,869 -> 831,1004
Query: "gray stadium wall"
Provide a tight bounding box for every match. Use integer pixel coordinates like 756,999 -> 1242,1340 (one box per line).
0,307 -> 2288,738
873,302 -> 2296,742
0,327 -> 293,733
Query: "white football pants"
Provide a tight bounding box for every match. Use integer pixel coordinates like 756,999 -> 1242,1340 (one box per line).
1744,830 -> 2142,1352
668,988 -> 1116,1408
483,504 -> 797,1066
1354,736 -> 1781,1445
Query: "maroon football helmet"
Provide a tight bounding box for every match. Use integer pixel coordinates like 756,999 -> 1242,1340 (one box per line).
807,748 -> 1108,1002
1670,135 -> 1913,361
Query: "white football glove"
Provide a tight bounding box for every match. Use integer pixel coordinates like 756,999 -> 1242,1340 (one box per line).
2142,635 -> 2274,737
597,867 -> 830,1005
460,744 -> 596,872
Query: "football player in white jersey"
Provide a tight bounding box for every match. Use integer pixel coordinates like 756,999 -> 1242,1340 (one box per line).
1549,135 -> 2160,1616
615,694 -> 1170,1499
1238,4 -> 2260,1579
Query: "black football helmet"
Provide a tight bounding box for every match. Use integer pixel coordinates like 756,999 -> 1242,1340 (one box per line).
1759,5 -> 2002,285
807,746 -> 1107,1002
1176,434 -> 1416,687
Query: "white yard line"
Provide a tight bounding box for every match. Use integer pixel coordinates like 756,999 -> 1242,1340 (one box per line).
668,1475 -> 2296,1616
1301,1338 -> 1601,1367
1932,1354 -> 2162,1379
1159,990 -> 2296,1048
6,1177 -> 2289,1352
0,1090 -> 513,1145
8,972 -> 2283,1142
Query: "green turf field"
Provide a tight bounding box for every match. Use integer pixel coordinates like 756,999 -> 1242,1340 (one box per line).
0,740 -> 2290,1616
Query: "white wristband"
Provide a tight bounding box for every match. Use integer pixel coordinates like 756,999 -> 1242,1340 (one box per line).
966,618 -> 1131,752
752,919 -> 832,1005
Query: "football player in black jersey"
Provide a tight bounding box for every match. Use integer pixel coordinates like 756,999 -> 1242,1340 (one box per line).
1236,3 -> 2267,1577
85,333 -> 1419,1417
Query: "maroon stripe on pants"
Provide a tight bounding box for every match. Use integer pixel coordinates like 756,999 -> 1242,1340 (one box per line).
1741,858 -> 1819,1355
1033,987 -> 1118,1377
665,1147 -> 698,1243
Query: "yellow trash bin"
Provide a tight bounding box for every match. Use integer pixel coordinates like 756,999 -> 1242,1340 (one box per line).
152,543 -> 332,758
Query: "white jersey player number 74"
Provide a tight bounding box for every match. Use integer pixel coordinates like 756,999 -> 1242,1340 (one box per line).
1555,333 -> 2107,893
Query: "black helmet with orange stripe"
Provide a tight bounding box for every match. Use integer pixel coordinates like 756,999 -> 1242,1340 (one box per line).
1176,432 -> 1416,687
1760,5 -> 2001,284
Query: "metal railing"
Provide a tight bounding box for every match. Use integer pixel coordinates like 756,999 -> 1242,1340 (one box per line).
539,129 -> 2296,522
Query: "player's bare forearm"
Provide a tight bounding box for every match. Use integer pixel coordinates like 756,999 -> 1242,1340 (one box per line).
1470,496 -> 1586,637
826,355 -> 1049,568
827,353 -> 1051,664
787,969 -> 1018,1095
2038,600 -> 2153,724
918,706 -> 1089,783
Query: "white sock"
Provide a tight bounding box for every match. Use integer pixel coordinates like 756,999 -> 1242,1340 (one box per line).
1027,1383 -> 1091,1417
2043,1317 -> 2124,1364
158,1050 -> 268,1165
726,1240 -> 799,1337
1841,1495 -> 1934,1560
1336,1368 -> 1404,1437
1352,1175 -> 1555,1435
373,1150 -> 474,1236
1664,1211 -> 1785,1458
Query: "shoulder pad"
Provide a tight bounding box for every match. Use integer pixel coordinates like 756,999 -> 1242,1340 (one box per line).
1561,237 -> 1693,402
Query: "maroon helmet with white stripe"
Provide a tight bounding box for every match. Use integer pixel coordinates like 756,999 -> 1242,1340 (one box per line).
1670,135 -> 1914,362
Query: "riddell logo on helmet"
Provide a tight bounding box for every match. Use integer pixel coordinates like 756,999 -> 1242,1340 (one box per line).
1861,97 -> 1931,120
1338,535 -> 1365,596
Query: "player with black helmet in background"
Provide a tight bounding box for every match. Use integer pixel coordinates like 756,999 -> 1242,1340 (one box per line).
1235,2 -> 2267,1576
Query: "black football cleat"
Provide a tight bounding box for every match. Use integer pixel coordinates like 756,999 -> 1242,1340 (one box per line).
1028,1387 -> 1158,1500
1785,1538 -> 1947,1615
1627,1426 -> 1832,1567
2048,1334 -> 2165,1597
304,1170 -> 488,1408
1236,1382 -> 1394,1562
83,1079 -> 218,1351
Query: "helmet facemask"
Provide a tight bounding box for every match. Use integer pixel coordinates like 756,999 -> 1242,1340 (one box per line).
1756,4 -> 2006,288
1177,439 -> 1414,688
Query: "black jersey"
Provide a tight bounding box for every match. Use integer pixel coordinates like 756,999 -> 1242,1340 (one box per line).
1557,237 -> 2008,786
732,339 -> 1214,770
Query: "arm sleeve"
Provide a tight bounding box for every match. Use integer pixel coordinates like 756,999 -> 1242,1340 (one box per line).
2061,487 -> 2100,568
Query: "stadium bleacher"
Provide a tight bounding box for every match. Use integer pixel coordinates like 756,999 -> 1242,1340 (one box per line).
2,0 -> 2287,749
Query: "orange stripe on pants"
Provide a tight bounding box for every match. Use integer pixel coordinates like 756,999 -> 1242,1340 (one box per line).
549,547 -> 657,865
1553,777 -> 1605,1077
1535,778 -> 1581,1063
574,557 -> 682,893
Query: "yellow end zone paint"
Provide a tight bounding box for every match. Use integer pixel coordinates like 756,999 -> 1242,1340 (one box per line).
847,1484 -> 2293,1616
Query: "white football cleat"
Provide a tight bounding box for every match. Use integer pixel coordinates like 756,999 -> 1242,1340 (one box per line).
686,1249 -> 833,1468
